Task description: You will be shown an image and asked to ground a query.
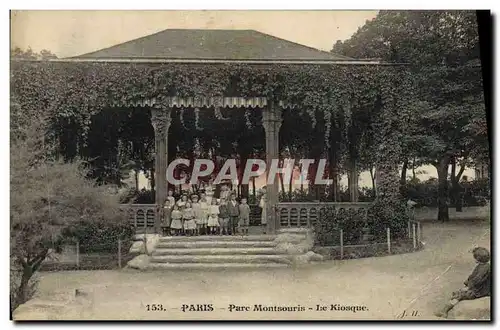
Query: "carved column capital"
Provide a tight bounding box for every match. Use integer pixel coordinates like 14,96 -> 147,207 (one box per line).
262,103 -> 282,132
151,108 -> 172,139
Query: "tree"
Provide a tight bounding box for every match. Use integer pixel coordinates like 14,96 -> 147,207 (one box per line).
10,113 -> 124,310
11,47 -> 57,60
333,11 -> 488,221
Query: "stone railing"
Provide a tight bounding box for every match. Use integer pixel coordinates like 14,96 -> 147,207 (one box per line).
276,202 -> 372,228
120,204 -> 157,232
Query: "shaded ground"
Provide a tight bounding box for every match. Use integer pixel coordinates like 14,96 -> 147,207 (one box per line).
33,216 -> 490,320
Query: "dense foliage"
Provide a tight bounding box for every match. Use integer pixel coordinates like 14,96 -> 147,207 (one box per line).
11,60 -> 414,186
10,111 -> 126,310
333,10 -> 488,220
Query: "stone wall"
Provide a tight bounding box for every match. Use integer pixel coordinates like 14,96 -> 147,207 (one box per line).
129,234 -> 160,255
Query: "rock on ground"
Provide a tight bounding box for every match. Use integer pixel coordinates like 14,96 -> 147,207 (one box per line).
305,251 -> 324,262
13,289 -> 95,320
274,233 -> 305,244
292,251 -> 324,265
448,297 -> 490,320
129,241 -> 145,254
126,254 -> 151,270
275,242 -> 307,255
132,234 -> 160,255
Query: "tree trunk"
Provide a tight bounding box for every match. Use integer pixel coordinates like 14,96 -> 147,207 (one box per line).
238,156 -> 249,200
412,157 -> 417,181
329,161 -> 339,202
369,166 -> 376,198
400,159 -> 408,186
150,169 -> 155,193
436,158 -> 450,222
240,183 -> 249,199
288,165 -> 293,201
214,183 -> 221,198
279,172 -> 285,200
251,177 -> 256,198
348,158 -> 359,202
16,267 -> 33,307
134,170 -> 139,191
450,157 -> 465,212
299,164 -> 304,193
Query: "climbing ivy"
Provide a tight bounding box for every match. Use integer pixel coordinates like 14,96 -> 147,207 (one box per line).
11,61 -> 416,217
11,61 -> 411,145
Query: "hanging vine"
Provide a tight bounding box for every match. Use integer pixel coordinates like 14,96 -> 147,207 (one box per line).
194,107 -> 203,131
244,109 -> 253,129
11,61 -> 413,174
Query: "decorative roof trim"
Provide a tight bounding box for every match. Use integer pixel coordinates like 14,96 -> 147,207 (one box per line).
112,96 -> 296,109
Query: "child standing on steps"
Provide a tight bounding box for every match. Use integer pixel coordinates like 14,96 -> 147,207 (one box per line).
218,199 -> 230,235
177,194 -> 188,211
167,189 -> 176,207
182,202 -> 196,236
162,199 -> 173,236
169,204 -> 183,236
238,198 -> 251,236
191,194 -> 202,236
199,194 -> 209,235
207,198 -> 220,235
435,247 -> 491,318
227,193 -> 239,235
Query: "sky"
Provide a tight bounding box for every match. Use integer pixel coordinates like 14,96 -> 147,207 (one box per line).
10,10 -> 477,188
10,10 -> 378,57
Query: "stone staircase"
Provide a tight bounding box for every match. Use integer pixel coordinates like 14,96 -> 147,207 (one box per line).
149,235 -> 292,269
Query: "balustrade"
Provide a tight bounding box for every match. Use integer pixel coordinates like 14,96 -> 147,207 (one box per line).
120,204 -> 157,233
276,202 -> 372,228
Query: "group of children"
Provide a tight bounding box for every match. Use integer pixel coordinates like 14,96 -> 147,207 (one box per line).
161,189 -> 251,236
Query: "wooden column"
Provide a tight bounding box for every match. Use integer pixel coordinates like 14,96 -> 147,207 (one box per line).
151,106 -> 172,234
262,100 -> 282,234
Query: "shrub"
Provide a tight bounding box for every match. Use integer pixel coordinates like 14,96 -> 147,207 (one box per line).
315,200 -> 410,247
119,188 -> 155,204
10,117 -> 126,311
402,178 -> 490,207
61,220 -> 134,253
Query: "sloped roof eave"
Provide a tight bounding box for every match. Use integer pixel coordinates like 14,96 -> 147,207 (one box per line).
69,29 -> 354,62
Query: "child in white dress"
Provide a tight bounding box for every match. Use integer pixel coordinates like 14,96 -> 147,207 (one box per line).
199,195 -> 209,235
170,204 -> 183,236
167,189 -> 176,206
207,198 -> 220,235
183,202 -> 196,236
177,194 -> 188,211
205,186 -> 214,206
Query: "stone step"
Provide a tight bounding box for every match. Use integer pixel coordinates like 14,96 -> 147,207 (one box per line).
158,235 -> 276,242
155,241 -> 276,249
152,247 -> 282,256
278,228 -> 311,234
148,262 -> 289,270
151,254 -> 292,264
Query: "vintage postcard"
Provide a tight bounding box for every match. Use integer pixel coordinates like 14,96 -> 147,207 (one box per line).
10,10 -> 491,321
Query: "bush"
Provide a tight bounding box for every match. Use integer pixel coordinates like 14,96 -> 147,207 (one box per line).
61,221 -> 134,253
314,201 -> 410,247
119,188 -> 155,204
402,178 -> 490,207
315,207 -> 366,246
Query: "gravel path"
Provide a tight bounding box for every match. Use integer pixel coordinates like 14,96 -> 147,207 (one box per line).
34,218 -> 490,320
